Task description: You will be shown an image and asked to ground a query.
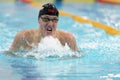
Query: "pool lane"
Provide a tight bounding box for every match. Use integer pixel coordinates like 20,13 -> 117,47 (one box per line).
21,0 -> 120,35
1,0 -> 120,35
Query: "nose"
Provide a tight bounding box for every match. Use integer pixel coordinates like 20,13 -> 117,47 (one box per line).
48,20 -> 54,26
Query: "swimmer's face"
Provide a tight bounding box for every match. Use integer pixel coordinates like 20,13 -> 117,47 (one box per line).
38,15 -> 58,37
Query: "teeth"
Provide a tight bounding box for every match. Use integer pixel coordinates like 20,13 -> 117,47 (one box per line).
47,27 -> 52,31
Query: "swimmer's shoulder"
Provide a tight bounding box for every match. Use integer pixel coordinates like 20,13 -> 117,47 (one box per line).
56,30 -> 75,42
18,29 -> 38,35
56,30 -> 68,35
56,30 -> 74,38
15,29 -> 39,40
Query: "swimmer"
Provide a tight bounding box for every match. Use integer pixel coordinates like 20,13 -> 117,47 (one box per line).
9,3 -> 78,52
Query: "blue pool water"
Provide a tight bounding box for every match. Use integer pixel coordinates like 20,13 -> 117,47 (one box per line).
0,2 -> 120,80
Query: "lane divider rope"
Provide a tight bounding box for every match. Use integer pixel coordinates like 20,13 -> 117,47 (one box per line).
21,0 -> 120,35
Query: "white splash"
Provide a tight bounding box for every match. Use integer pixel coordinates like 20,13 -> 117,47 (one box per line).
37,36 -> 70,51
100,73 -> 120,80
24,36 -> 81,59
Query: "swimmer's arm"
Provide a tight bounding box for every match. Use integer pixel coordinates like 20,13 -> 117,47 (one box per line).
70,36 -> 78,51
66,33 -> 78,51
5,31 -> 26,56
10,31 -> 27,51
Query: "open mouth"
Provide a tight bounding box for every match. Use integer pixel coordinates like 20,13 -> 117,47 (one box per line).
47,27 -> 52,31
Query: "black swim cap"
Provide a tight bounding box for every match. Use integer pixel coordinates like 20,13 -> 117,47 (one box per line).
38,3 -> 59,19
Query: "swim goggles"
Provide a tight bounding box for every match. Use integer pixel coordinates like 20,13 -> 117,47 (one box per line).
41,17 -> 59,23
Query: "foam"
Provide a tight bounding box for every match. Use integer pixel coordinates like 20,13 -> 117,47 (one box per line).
24,36 -> 81,59
100,73 -> 120,80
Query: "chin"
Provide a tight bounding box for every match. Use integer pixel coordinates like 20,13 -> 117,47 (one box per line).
46,31 -> 53,36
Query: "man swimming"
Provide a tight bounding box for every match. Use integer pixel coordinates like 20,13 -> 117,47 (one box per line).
10,3 -> 78,52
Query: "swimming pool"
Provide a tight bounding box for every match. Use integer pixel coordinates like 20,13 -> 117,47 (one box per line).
0,1 -> 120,80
